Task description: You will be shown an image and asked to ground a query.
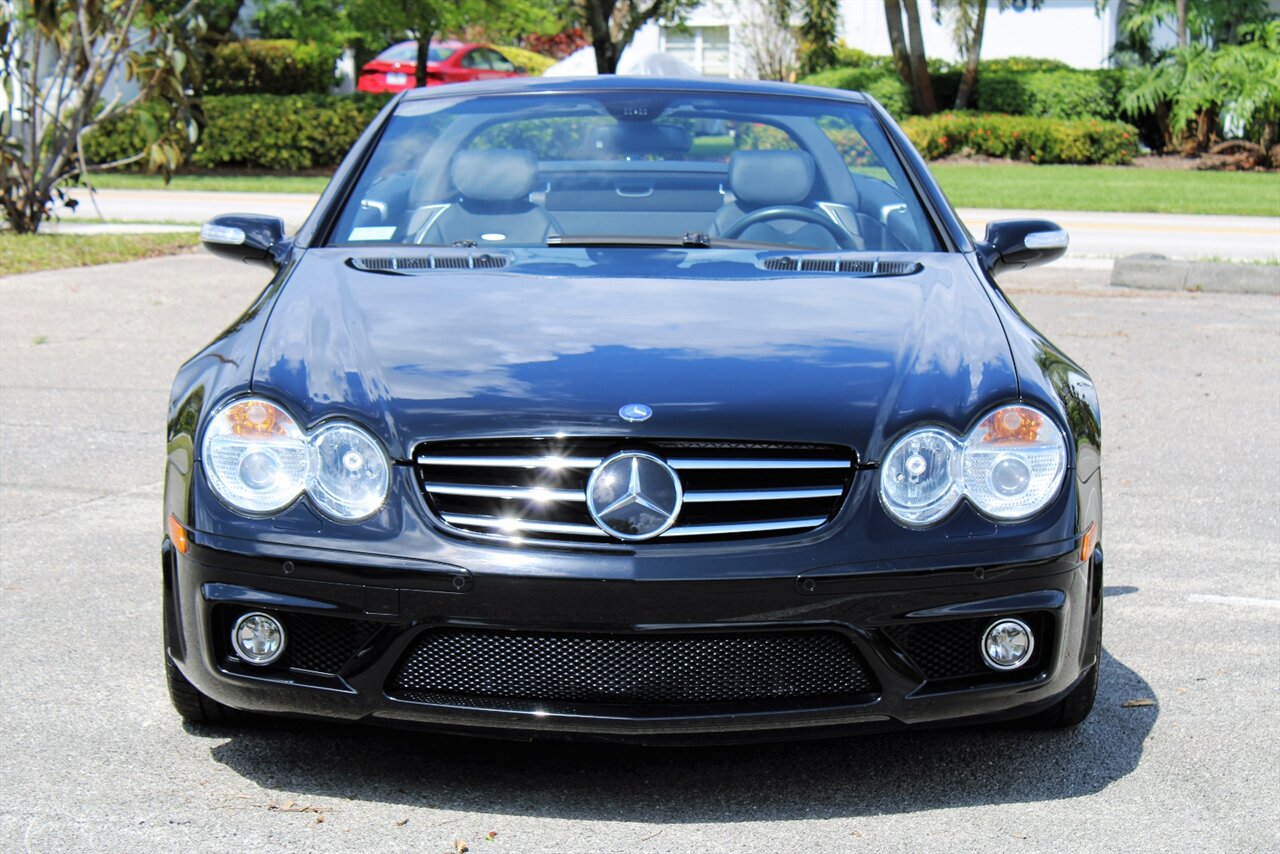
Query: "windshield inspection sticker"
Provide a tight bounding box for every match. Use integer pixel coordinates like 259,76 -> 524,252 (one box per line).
349,226 -> 396,241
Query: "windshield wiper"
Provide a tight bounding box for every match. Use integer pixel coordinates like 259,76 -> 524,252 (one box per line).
546,233 -> 793,250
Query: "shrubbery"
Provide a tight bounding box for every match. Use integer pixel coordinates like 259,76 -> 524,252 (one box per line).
493,45 -> 555,76
204,40 -> 340,96
976,70 -> 1122,120
84,94 -> 393,171
80,89 -> 1141,174
801,59 -> 1122,123
975,57 -> 1072,73
901,112 -> 1140,164
799,67 -> 911,117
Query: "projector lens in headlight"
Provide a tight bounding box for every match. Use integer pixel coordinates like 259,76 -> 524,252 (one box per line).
201,397 -> 390,522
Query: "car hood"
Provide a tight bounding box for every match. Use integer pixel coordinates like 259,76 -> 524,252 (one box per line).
252,249 -> 1018,461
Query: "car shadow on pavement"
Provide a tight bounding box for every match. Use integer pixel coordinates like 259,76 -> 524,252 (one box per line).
204,648 -> 1155,820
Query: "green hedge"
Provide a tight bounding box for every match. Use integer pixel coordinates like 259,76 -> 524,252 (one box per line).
976,70 -> 1123,120
84,94 -> 393,172
205,40 -> 340,96
902,112 -> 1140,165
799,67 -> 911,117
804,55 -> 1123,121
975,56 -> 1072,73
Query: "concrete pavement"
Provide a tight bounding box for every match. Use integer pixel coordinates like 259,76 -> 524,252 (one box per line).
55,187 -> 1280,263
1,253 -> 1278,851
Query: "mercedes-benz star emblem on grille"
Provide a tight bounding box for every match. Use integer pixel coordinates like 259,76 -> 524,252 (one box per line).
585,451 -> 683,540
618,403 -> 653,422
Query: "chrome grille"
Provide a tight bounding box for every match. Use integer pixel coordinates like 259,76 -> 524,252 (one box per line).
415,438 -> 856,544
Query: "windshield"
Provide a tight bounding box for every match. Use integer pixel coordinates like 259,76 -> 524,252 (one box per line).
330,91 -> 942,252
377,43 -> 456,63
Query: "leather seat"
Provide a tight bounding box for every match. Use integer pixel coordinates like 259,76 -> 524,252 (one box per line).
706,150 -> 841,250
416,148 -> 559,246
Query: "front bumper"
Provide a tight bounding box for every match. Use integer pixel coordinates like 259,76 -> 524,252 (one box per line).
166,538 -> 1100,744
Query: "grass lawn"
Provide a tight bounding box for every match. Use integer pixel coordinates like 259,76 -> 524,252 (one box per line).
931,163 -> 1280,218
83,172 -> 332,194
0,232 -> 201,276
79,163 -> 1280,218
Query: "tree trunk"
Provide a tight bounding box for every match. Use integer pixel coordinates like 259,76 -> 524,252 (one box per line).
592,35 -> 622,74
902,0 -> 935,114
883,0 -> 914,92
584,0 -> 621,74
1156,101 -> 1173,152
414,29 -> 436,88
955,0 -> 987,110
1195,106 -> 1218,151
1175,0 -> 1188,47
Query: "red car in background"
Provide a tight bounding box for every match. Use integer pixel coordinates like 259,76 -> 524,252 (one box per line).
357,41 -> 522,92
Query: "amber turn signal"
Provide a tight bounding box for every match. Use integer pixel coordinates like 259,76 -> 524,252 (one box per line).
224,399 -> 292,437
1080,521 -> 1098,563
977,405 -> 1044,444
168,513 -> 189,554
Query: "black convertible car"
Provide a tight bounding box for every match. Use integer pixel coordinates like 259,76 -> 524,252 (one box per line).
165,77 -> 1103,742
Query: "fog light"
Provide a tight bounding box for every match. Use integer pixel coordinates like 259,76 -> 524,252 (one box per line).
231,612 -> 286,665
981,618 -> 1034,670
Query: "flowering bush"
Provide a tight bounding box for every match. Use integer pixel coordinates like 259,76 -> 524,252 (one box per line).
902,112 -> 1140,165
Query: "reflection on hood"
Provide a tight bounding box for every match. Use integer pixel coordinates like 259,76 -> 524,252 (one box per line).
253,251 -> 1016,459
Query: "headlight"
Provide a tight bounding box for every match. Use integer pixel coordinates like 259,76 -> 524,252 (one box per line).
878,428 -> 963,526
202,399 -> 311,514
962,406 -> 1066,520
308,423 -> 390,521
879,405 -> 1066,527
201,397 -> 390,521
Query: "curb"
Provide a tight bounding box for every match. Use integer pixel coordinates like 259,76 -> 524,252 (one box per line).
1111,256 -> 1279,295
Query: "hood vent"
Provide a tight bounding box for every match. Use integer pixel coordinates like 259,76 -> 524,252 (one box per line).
762,256 -> 921,276
349,253 -> 508,273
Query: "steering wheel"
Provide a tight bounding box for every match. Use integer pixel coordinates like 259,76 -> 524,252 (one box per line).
719,205 -> 856,249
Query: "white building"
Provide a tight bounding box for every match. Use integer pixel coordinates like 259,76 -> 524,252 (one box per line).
628,0 -> 1130,77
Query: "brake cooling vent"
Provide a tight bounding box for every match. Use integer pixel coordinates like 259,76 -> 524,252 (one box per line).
349,254 -> 508,272
762,256 -> 921,276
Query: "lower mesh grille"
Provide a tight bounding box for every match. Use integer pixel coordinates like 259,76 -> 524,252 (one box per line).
281,613 -> 382,673
883,612 -> 1047,681
387,629 -> 876,709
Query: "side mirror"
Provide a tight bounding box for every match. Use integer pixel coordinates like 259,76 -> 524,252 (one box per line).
978,219 -> 1068,277
200,214 -> 287,268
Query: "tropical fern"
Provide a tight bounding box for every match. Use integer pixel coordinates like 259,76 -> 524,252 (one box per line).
1120,20 -> 1280,147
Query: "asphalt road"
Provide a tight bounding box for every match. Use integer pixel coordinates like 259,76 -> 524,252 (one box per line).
55,188 -> 1280,263
1,254 -> 1278,851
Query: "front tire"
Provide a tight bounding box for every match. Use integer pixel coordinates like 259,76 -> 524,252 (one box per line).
165,655 -> 239,725
1027,580 -> 1103,729
1027,655 -> 1098,728
164,607 -> 239,726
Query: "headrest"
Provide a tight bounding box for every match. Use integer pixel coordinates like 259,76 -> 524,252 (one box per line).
587,124 -> 693,155
451,148 -> 538,201
728,150 -> 816,206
